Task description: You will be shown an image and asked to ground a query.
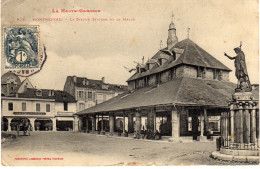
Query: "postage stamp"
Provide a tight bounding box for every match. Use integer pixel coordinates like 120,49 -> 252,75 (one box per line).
2,26 -> 46,77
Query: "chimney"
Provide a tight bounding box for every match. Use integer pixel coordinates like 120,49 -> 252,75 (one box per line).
48,90 -> 52,96
102,77 -> 105,83
24,85 -> 28,93
73,76 -> 77,83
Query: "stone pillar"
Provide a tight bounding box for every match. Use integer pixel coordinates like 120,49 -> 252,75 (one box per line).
123,113 -> 126,133
86,116 -> 89,131
7,117 -> 12,132
203,108 -> 209,135
30,118 -> 36,131
147,109 -> 155,132
52,118 -> 56,131
200,111 -> 204,136
243,103 -> 250,144
97,115 -> 100,131
135,112 -> 141,133
109,114 -> 115,135
197,110 -> 207,141
78,117 -> 83,131
169,109 -> 181,142
74,117 -> 79,132
101,115 -> 105,135
230,106 -> 235,143
154,110 -> 156,132
91,115 -> 96,133
238,103 -> 244,143
128,113 -> 134,133
250,105 -> 256,144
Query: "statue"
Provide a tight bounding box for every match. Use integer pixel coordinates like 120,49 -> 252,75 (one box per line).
224,43 -> 252,92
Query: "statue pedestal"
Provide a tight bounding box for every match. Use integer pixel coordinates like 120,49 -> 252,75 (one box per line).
212,91 -> 259,163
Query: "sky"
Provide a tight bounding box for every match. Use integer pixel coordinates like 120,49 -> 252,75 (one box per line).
1,0 -> 259,90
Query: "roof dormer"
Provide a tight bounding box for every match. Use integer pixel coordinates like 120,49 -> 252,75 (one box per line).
36,89 -> 42,96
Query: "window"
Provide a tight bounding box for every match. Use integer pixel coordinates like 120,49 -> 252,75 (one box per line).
64,102 -> 68,111
158,59 -> 162,66
8,102 -> 13,111
46,104 -> 50,112
197,67 -> 205,78
36,103 -> 40,112
79,103 -> 85,111
22,102 -> 26,111
78,91 -> 84,99
88,92 -> 93,101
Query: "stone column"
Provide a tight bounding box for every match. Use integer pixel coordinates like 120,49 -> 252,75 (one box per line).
123,113 -> 126,133
147,109 -> 155,132
200,111 -> 204,136
250,105 -> 256,144
238,103 -> 244,143
73,117 -> 79,132
52,118 -> 56,131
243,103 -> 250,144
170,109 -> 181,142
197,110 -> 207,141
109,114 -> 115,135
128,113 -> 134,133
7,117 -> 12,132
86,116 -> 89,132
154,110 -> 156,132
91,115 -> 96,133
135,112 -> 141,133
78,117 -> 83,131
230,105 -> 235,143
203,108 -> 209,135
101,115 -> 105,135
30,118 -> 36,131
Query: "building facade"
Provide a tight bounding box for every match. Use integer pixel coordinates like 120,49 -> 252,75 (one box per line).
64,76 -> 128,112
76,19 -> 259,143
1,72 -> 77,132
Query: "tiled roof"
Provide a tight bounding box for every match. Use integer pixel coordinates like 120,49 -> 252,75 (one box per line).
7,88 -> 77,102
76,77 -> 258,115
67,76 -> 128,92
127,38 -> 231,82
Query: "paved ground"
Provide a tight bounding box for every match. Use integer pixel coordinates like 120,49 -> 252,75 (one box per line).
1,131 -> 253,166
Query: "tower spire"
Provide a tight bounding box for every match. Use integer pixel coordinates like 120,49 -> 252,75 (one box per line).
171,11 -> 174,23
187,27 -> 190,39
167,11 -> 178,50
160,40 -> 163,49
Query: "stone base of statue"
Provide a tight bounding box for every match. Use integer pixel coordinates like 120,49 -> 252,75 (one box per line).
212,91 -> 259,163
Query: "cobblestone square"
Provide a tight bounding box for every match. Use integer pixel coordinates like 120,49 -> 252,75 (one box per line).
1,132 -> 253,166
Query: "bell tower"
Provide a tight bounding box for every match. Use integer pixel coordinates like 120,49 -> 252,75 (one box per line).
167,12 -> 178,50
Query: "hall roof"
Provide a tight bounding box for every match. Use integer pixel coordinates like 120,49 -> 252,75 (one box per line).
127,38 -> 231,82
76,77 -> 259,115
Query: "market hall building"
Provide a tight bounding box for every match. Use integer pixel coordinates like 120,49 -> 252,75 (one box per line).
76,20 -> 259,142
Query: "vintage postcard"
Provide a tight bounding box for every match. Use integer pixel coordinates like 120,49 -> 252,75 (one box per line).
1,0 -> 259,166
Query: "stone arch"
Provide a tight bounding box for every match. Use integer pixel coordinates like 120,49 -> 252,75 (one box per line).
11,118 -> 30,131
35,118 -> 53,131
